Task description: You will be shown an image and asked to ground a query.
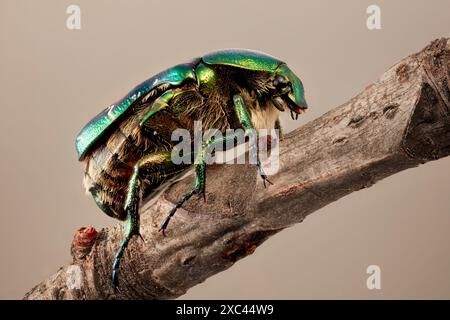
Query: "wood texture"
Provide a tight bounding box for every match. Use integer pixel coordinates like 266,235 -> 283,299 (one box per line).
25,38 -> 450,300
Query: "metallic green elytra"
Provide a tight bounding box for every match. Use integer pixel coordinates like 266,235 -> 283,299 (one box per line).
76,49 -> 308,290
76,63 -> 195,160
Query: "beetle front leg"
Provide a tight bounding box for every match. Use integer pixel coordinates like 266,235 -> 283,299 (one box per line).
139,90 -> 174,126
112,152 -> 176,290
233,94 -> 273,187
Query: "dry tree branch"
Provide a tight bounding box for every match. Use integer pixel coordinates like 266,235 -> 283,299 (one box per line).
25,38 -> 450,300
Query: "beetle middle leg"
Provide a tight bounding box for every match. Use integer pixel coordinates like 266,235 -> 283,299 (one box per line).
112,151 -> 178,290
159,161 -> 203,235
160,95 -> 275,233
160,133 -> 239,234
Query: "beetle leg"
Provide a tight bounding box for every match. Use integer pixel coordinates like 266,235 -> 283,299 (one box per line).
159,158 -> 206,234
139,88 -> 193,127
112,151 -> 177,290
159,175 -> 199,235
233,94 -> 273,187
160,94 -> 276,234
159,133 -> 237,234
139,90 -> 175,127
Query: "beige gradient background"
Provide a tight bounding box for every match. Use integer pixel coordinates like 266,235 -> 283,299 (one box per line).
0,0 -> 449,299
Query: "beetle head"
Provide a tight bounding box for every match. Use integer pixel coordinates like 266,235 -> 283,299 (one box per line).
271,64 -> 308,118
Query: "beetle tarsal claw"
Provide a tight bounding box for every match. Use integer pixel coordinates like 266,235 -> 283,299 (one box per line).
197,190 -> 206,202
262,176 -> 273,188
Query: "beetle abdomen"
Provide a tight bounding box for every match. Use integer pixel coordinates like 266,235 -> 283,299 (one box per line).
82,113 -> 152,220
82,103 -> 186,220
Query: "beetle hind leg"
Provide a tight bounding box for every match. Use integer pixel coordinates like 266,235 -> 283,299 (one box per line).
111,151 -> 178,290
111,168 -> 142,291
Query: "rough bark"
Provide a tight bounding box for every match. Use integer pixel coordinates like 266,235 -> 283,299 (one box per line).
25,38 -> 450,300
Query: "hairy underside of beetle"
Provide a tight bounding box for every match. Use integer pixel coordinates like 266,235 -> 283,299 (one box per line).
82,68 -> 281,221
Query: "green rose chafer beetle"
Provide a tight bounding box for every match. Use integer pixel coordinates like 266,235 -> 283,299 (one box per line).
76,49 -> 308,290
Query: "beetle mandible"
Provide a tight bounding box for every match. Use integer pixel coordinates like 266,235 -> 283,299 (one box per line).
75,49 -> 308,290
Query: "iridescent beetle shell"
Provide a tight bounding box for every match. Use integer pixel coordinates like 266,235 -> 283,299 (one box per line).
75,64 -> 195,160
76,49 -> 307,160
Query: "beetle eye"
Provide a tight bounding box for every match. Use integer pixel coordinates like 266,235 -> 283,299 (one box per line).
274,75 -> 288,88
